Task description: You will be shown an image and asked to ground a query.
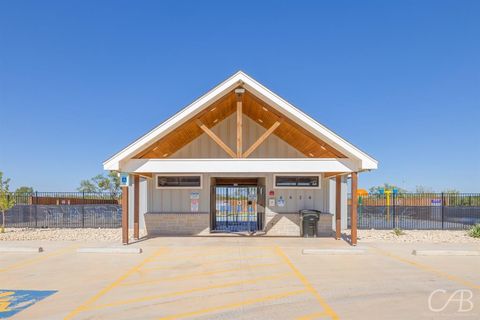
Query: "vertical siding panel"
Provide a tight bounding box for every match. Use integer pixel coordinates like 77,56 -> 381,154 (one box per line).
305,189 -> 314,210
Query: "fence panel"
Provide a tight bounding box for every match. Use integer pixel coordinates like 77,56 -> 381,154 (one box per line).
348,193 -> 480,230
4,192 -> 121,228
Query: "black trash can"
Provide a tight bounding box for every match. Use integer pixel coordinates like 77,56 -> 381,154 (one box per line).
300,209 -> 321,237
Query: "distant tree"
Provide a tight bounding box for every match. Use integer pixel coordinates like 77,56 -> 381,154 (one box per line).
78,172 -> 121,199
442,189 -> 460,194
15,186 -> 34,194
369,183 -> 407,194
415,185 -> 435,193
0,172 -> 16,233
78,179 -> 97,193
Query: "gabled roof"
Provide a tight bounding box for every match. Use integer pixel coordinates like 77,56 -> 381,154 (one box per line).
103,71 -> 378,171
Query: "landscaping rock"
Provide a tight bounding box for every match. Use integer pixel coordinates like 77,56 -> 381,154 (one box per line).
0,228 -> 146,241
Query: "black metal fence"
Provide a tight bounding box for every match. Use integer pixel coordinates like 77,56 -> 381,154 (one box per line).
348,193 -> 480,230
3,192 -> 121,228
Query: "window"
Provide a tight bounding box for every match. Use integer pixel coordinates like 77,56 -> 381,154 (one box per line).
156,175 -> 202,189
274,175 -> 320,188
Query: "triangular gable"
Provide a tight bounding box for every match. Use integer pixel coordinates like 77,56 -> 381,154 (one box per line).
169,113 -> 306,159
103,71 -> 377,170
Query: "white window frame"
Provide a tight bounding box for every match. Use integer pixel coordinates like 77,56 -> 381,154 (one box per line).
155,174 -> 203,189
273,174 -> 321,189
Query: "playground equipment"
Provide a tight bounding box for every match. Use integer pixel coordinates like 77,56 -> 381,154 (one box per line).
379,188 -> 398,222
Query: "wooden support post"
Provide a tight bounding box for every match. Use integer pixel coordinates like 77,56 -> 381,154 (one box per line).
335,175 -> 342,240
121,186 -> 129,245
236,92 -> 243,157
133,175 -> 140,240
351,172 -> 358,246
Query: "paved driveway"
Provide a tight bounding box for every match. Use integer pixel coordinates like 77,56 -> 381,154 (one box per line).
1,237 -> 479,319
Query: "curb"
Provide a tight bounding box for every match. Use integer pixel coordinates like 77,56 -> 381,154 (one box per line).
0,247 -> 43,253
77,247 -> 142,254
412,250 -> 480,256
302,248 -> 366,255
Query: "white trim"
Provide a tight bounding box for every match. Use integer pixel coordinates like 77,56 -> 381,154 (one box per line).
273,174 -> 321,189
103,71 -> 378,171
155,174 -> 203,190
122,158 -> 359,173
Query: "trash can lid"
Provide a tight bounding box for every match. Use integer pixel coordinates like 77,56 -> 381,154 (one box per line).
299,209 -> 322,215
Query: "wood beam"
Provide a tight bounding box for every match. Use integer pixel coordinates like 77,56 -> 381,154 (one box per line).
242,120 -> 282,158
121,186 -> 129,245
195,119 -> 237,158
351,172 -> 358,246
236,94 -> 243,157
133,175 -> 140,240
335,176 -> 342,240
135,173 -> 152,179
324,172 -> 347,179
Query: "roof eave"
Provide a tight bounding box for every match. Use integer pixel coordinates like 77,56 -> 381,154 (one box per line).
103,70 -> 378,172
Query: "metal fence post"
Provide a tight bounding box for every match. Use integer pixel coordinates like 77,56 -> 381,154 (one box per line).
34,191 -> 38,228
82,191 -> 85,228
6,193 -> 10,229
441,192 -> 445,230
392,192 -> 396,229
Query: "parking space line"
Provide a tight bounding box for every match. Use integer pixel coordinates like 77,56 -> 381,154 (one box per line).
0,244 -> 78,273
86,272 -> 293,311
151,247 -> 225,260
274,246 -> 340,320
64,248 -> 166,320
152,246 -> 274,262
157,289 -> 309,320
372,247 -> 480,291
121,262 -> 283,286
296,311 -> 329,319
140,254 -> 274,272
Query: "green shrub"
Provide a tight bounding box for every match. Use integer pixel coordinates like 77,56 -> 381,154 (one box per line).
392,228 -> 405,236
468,224 -> 480,238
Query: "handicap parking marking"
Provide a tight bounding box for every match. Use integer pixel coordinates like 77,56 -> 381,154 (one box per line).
0,289 -> 57,319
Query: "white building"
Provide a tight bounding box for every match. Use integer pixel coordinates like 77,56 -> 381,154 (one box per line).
103,71 -> 378,245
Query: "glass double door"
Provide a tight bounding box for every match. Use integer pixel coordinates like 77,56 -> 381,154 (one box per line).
211,185 -> 264,232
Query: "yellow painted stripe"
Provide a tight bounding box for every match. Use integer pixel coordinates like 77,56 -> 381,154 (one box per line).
121,261 -> 283,287
157,289 -> 309,320
296,311 -> 329,319
274,246 -> 340,320
372,247 -> 480,291
87,272 -> 292,311
151,246 -> 225,260
140,253 -> 273,272
0,244 -> 78,273
63,248 -> 166,320
151,246 -> 273,262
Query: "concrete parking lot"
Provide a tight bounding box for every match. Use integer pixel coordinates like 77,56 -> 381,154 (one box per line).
1,237 -> 479,319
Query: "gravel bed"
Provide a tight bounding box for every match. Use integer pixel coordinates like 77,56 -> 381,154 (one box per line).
1,228 -> 479,243
0,228 -> 146,241
358,229 -> 480,243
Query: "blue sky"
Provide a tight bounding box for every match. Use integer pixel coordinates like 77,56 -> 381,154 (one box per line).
1,0 -> 479,192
